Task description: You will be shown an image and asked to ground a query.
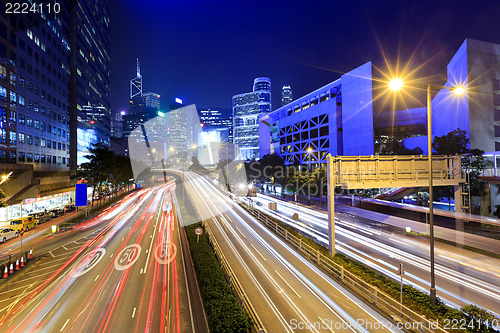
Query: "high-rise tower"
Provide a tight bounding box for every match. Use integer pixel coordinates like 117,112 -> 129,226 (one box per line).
232,77 -> 271,160
281,85 -> 293,106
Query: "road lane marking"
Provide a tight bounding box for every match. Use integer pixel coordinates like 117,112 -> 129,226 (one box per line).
142,196 -> 163,274
140,268 -> 143,274
110,254 -> 113,258
73,248 -> 106,277
250,243 -> 266,261
60,319 -> 70,331
235,226 -> 246,239
132,307 -> 136,318
49,251 -> 55,257
94,275 -> 99,281
62,246 -> 69,250
318,317 -> 336,333
274,270 -> 301,298
122,237 -> 124,241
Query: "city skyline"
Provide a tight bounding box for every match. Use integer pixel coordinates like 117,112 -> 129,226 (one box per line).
110,0 -> 500,115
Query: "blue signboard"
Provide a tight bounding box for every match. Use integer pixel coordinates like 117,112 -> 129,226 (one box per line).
75,184 -> 88,206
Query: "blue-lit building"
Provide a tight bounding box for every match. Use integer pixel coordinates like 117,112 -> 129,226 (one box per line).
233,77 -> 271,160
260,63 -> 374,167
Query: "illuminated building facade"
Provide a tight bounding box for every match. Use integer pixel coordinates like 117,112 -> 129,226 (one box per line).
233,77 -> 271,160
281,85 -> 293,106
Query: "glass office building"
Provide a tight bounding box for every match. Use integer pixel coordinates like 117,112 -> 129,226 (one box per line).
233,77 -> 271,160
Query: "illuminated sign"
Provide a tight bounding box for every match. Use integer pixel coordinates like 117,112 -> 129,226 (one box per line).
175,97 -> 183,104
157,111 -> 165,117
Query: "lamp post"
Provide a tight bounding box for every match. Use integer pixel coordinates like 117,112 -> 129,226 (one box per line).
306,147 -> 313,205
389,79 -> 465,306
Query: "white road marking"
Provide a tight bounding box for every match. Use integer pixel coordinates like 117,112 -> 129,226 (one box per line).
62,246 -> 69,250
250,243 -> 266,262
132,307 -> 136,318
318,317 -> 336,333
49,251 -> 55,258
60,318 -> 70,331
274,270 -> 302,298
94,275 -> 99,281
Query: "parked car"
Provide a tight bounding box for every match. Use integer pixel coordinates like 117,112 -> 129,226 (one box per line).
0,228 -> 18,243
65,204 -> 76,213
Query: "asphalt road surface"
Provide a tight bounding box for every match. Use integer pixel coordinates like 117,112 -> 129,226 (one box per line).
0,184 -> 195,333
250,193 -> 500,316
180,171 -> 402,333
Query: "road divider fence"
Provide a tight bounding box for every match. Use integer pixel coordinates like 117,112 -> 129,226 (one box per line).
201,218 -> 266,333
242,203 -> 448,333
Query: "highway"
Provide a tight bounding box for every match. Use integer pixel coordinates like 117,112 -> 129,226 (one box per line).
181,171 -> 402,333
250,193 -> 500,315
0,184 -> 195,333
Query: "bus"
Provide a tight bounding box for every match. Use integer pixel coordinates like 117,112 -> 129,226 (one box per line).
9,216 -> 37,232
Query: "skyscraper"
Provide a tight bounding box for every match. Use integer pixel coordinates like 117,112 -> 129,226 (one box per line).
281,85 -> 293,106
232,77 -> 271,160
199,108 -> 233,142
143,92 -> 161,110
76,0 -> 111,164
130,58 -> 142,99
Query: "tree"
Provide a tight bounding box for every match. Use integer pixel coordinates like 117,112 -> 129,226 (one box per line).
0,189 -> 7,207
188,156 -> 210,174
432,130 -> 492,211
71,143 -> 135,206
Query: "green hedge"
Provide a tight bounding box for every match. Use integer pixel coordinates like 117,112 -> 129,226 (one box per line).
249,205 -> 499,333
185,223 -> 252,333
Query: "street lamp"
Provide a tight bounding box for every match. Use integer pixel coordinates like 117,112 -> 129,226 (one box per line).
0,172 -> 13,185
306,147 -> 314,204
389,79 -> 465,306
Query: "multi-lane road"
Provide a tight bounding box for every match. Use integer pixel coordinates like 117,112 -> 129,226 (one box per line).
180,171 -> 405,333
250,193 -> 500,315
0,184 -> 196,333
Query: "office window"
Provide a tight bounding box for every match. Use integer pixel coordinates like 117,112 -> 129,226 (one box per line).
34,154 -> 40,163
52,156 -> 56,164
18,95 -> 24,105
27,81 -> 33,92
27,153 -> 33,162
34,85 -> 40,95
19,133 -> 24,143
27,134 -> 33,145
40,106 -> 46,115
19,76 -> 25,88
62,157 -> 66,164
41,138 -> 46,147
47,124 -> 51,133
46,154 -> 51,163
9,131 -> 16,144
46,139 -> 51,148
57,156 -> 61,164
62,143 -> 66,150
19,152 -> 25,162
9,110 -> 16,123
27,100 -> 33,109
34,103 -> 39,112
19,113 -> 25,125
10,72 -> 15,86
0,65 -> 6,80
57,142 -> 61,150
34,136 -> 40,146
34,119 -> 40,129
41,154 -> 46,163
27,117 -> 33,127
0,86 -> 6,101
10,91 -> 16,105
41,122 -> 46,131
0,129 -> 5,143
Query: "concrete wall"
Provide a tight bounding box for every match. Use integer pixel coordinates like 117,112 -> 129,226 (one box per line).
341,62 -> 375,155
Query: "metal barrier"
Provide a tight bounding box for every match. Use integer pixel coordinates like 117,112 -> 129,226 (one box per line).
201,219 -> 266,333
243,204 -> 449,333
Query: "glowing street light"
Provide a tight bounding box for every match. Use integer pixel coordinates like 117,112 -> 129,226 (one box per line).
388,77 -> 466,306
0,172 -> 13,185
389,78 -> 404,91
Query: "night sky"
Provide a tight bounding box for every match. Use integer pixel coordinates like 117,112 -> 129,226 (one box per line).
110,0 -> 500,115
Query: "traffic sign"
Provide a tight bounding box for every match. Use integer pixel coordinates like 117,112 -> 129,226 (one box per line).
19,228 -> 24,237
194,228 -> 203,236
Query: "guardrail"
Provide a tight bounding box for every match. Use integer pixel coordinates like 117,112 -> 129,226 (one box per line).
201,219 -> 266,333
242,203 -> 448,333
